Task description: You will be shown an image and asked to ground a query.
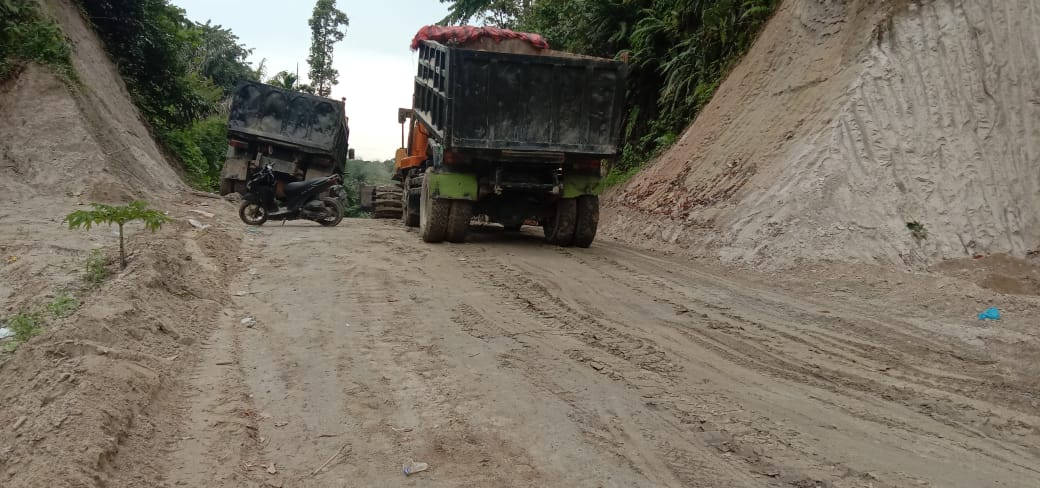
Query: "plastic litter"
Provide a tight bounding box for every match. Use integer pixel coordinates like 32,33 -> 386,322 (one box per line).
188,218 -> 210,230
978,307 -> 1001,321
0,327 -> 13,340
241,317 -> 257,328
403,460 -> 428,476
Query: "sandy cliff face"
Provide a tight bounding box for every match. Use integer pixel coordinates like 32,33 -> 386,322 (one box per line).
0,0 -> 183,202
608,0 -> 1040,269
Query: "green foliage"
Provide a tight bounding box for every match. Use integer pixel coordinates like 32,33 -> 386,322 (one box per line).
84,249 -> 107,285
76,0 -> 260,189
65,201 -> 172,268
439,0 -> 532,27
603,164 -> 642,188
0,0 -> 74,82
164,116 -> 229,190
185,20 -> 256,95
906,221 -> 928,241
1,293 -> 81,353
339,159 -> 396,217
2,310 -> 41,352
308,0 -> 349,97
65,201 -> 171,232
267,70 -> 299,90
508,0 -> 779,182
46,293 -> 79,319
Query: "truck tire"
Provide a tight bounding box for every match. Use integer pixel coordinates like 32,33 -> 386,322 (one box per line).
572,195 -> 599,248
402,179 -> 420,227
446,200 -> 473,243
544,198 -> 577,246
419,175 -> 450,243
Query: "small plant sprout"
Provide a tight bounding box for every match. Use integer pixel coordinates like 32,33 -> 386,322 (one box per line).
906,221 -> 928,241
84,248 -> 107,285
64,201 -> 171,268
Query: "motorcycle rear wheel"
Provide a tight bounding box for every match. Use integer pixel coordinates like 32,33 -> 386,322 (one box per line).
239,201 -> 268,226
317,197 -> 344,227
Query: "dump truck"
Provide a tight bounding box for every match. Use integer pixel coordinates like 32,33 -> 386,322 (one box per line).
219,81 -> 354,196
395,31 -> 627,247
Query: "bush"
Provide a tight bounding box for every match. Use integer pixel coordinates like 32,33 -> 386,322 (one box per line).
164,116 -> 228,190
46,292 -> 79,318
2,311 -> 41,352
0,0 -> 75,82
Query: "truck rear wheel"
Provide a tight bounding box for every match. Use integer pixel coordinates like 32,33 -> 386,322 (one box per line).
572,195 -> 599,248
544,198 -> 577,246
402,178 -> 420,227
419,175 -> 450,243
446,201 -> 473,243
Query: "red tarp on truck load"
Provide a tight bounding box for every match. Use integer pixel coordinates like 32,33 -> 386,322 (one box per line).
410,25 -> 549,51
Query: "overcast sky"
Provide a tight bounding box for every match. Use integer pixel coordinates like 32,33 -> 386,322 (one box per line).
172,0 -> 450,161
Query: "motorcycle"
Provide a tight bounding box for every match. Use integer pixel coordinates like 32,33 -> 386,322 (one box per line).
238,164 -> 345,227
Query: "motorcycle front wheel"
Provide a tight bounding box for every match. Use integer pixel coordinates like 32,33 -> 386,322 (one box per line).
239,200 -> 268,226
317,197 -> 344,227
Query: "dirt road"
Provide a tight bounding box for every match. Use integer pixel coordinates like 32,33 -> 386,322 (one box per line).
161,219 -> 1039,487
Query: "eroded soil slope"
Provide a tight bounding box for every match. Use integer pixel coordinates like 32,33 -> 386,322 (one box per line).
0,1 -> 240,486
608,0 -> 1040,269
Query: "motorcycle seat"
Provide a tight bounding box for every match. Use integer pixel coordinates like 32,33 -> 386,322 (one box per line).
284,177 -> 331,197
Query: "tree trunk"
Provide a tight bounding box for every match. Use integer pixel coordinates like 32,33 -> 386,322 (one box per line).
118,224 -> 126,268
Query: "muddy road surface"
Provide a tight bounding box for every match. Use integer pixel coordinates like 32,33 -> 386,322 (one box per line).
162,219 -> 1039,487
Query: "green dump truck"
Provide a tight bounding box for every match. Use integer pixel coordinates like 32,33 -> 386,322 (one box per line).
395,39 -> 627,247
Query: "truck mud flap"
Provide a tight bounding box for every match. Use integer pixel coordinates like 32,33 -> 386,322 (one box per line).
427,172 -> 478,201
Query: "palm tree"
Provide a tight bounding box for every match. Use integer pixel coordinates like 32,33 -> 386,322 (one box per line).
266,70 -> 298,90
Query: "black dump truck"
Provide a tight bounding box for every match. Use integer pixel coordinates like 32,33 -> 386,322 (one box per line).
219,81 -> 353,196
395,39 -> 627,247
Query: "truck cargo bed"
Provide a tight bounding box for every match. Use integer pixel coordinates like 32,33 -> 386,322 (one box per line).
227,81 -> 350,162
413,41 -> 627,156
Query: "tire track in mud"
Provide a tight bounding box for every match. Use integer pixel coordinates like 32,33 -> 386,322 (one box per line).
450,249 -> 855,487
563,247 -> 1040,474
246,230 -> 551,487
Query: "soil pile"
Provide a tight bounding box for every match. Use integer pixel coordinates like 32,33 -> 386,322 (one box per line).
606,0 -> 1040,269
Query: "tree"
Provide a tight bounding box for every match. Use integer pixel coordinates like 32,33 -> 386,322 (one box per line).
307,0 -> 348,97
267,70 -> 298,90
184,20 -> 255,94
440,0 -> 532,27
64,202 -> 172,269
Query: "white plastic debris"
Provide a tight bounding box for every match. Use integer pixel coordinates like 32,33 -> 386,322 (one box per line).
188,218 -> 211,230
0,327 -> 13,340
241,317 -> 257,328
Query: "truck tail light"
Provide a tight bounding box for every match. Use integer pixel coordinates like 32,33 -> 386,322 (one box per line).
229,139 -> 249,150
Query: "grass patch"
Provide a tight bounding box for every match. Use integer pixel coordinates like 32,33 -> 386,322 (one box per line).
1,310 -> 42,353
604,165 -> 642,188
85,249 -> 107,285
1,292 -> 80,353
46,292 -> 79,318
